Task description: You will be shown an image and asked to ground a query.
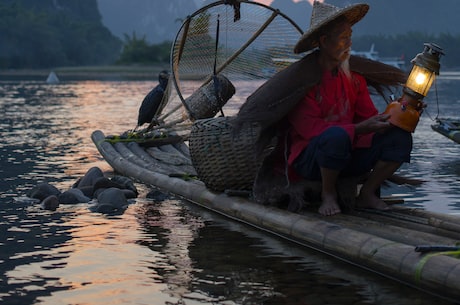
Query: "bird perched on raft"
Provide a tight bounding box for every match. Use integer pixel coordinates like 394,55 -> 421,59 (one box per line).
136,70 -> 170,130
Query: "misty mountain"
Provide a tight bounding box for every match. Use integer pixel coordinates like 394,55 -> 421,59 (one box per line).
97,0 -> 197,44
326,0 -> 460,36
0,0 -> 121,69
2,0 -> 103,21
266,0 -> 460,36
270,0 -> 311,30
97,0 -> 460,45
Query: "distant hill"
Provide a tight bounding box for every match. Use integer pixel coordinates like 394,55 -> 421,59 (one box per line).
326,0 -> 460,37
97,0 -> 197,44
97,0 -> 460,45
0,0 -> 122,69
269,0 -> 460,36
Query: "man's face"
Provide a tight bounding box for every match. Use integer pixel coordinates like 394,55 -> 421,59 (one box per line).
320,21 -> 352,63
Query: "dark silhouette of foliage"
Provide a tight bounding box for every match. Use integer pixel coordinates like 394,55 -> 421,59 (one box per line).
116,32 -> 171,65
0,0 -> 122,69
0,1 -> 459,69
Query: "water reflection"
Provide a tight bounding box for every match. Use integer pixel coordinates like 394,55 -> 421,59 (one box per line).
0,81 -> 146,197
2,196 -> 456,305
153,202 -> 454,305
1,78 -> 460,304
0,200 -> 73,304
135,198 -> 205,300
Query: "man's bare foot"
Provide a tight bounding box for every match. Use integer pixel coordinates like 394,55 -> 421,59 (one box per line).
356,192 -> 389,210
318,194 -> 341,216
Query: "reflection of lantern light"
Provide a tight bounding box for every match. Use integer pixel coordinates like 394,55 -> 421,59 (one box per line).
384,43 -> 444,132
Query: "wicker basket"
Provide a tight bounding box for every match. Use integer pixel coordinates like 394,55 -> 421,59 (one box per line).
184,75 -> 235,120
189,116 -> 263,192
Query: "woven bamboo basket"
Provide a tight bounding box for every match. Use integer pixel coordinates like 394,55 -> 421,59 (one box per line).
184,75 -> 236,120
189,116 -> 263,192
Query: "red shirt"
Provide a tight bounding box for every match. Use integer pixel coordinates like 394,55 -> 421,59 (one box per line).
287,68 -> 378,166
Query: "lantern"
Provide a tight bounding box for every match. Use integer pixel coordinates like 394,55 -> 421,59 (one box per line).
384,43 -> 444,132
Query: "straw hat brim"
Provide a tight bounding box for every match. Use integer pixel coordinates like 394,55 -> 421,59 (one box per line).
294,3 -> 369,54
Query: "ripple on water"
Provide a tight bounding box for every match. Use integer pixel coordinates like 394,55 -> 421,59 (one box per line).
1,79 -> 460,305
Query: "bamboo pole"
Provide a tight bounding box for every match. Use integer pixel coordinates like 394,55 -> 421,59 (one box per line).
393,206 -> 460,234
113,142 -> 173,176
350,208 -> 460,240
327,213 -> 458,246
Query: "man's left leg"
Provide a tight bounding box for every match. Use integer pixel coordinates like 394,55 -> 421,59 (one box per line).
345,127 -> 412,210
356,160 -> 400,210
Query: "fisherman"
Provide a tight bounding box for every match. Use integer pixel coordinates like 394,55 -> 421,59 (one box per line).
234,1 -> 412,216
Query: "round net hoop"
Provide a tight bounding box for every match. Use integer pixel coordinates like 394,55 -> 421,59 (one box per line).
170,0 -> 304,118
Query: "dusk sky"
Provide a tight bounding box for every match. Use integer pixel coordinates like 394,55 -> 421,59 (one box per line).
255,0 -> 310,5
194,0 -> 317,6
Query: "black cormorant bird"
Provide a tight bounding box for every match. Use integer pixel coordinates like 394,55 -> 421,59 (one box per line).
136,70 -> 169,129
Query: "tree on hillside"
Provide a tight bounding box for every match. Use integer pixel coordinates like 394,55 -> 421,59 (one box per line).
117,33 -> 171,64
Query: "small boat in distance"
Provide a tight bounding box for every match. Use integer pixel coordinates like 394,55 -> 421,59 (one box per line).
351,43 -> 406,70
46,71 -> 59,84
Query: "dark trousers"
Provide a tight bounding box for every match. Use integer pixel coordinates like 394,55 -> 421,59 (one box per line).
293,126 -> 413,181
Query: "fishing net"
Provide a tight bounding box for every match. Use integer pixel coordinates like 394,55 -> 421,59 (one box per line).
110,0 -> 304,148
157,0 -> 304,132
109,1 -> 304,190
154,1 -> 303,190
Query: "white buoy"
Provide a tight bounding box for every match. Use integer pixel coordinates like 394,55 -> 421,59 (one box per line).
46,71 -> 59,84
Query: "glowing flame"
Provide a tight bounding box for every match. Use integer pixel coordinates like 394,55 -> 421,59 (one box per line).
415,73 -> 427,85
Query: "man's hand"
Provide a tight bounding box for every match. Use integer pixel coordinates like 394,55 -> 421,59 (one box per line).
355,114 -> 392,134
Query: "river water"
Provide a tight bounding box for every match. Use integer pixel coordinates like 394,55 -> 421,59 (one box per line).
1,75 -> 460,305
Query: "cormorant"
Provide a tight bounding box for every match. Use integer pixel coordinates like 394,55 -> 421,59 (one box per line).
136,70 -> 169,129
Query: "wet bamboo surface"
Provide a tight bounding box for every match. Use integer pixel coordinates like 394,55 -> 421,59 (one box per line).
92,129 -> 460,302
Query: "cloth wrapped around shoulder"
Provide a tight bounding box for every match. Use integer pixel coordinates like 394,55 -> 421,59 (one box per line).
232,50 -> 408,152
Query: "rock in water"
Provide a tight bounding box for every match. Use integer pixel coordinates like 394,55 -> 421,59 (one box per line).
146,189 -> 170,201
41,195 -> 60,211
90,188 -> 128,214
76,167 -> 105,188
58,188 -> 91,204
111,175 -> 138,196
27,183 -> 61,201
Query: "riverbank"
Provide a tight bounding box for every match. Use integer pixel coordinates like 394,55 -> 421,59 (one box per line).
0,65 -> 169,81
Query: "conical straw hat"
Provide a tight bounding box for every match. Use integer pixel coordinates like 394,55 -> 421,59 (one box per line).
294,1 -> 369,54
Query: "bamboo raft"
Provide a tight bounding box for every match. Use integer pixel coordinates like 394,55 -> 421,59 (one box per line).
432,118 -> 460,144
91,129 -> 460,302
91,2 -> 460,300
